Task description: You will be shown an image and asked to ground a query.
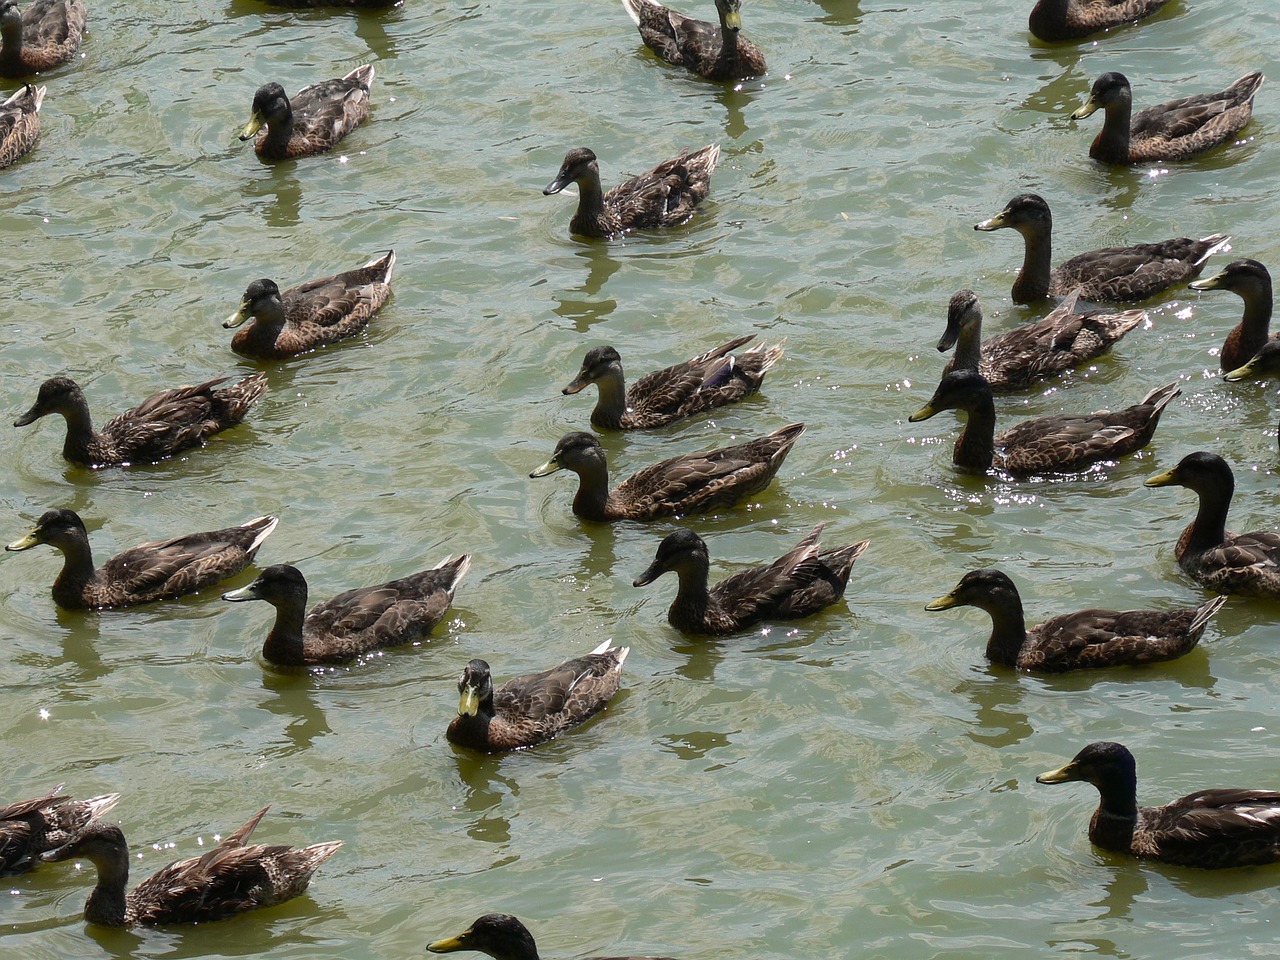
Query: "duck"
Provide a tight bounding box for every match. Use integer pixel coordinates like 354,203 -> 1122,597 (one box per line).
1144,451 -> 1280,598
0,82 -> 42,168
938,287 -> 1146,392
1036,741 -> 1280,868
39,807 -> 342,925
1187,259 -> 1276,373
1071,71 -> 1263,165
926,568 -> 1227,672
263,0 -> 400,6
445,640 -> 629,753
529,423 -> 804,522
0,0 -> 86,77
222,250 -> 396,359
975,193 -> 1229,304
221,556 -> 470,666
239,64 -> 373,160
562,335 -> 785,429
633,525 -> 870,635
543,144 -> 720,239
1224,339 -> 1280,382
621,0 -> 766,82
909,370 -> 1179,475
1,785 -> 119,876
429,913 -> 683,960
1029,0 -> 1170,42
13,372 -> 268,468
5,509 -> 278,610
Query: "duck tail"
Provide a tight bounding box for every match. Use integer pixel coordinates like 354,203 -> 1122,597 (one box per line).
1189,595 -> 1229,638
1140,381 -> 1182,415
243,516 -> 281,555
1194,234 -> 1232,267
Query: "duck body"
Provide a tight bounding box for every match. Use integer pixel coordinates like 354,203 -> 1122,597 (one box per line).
0,786 -> 119,876
0,82 -> 42,167
223,251 -> 396,359
975,193 -> 1229,304
1037,741 -> 1280,867
562,336 -> 785,429
14,373 -> 267,468
1189,259 -> 1276,373
927,569 -> 1226,672
1073,71 -> 1263,165
633,525 -> 870,635
239,64 -> 373,160
621,0 -> 766,81
1028,0 -> 1170,42
429,913 -> 683,960
445,641 -> 629,753
40,808 -> 341,926
0,0 -> 86,77
543,145 -> 720,239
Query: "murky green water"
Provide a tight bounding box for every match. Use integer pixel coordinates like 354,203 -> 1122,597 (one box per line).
3,0 -> 1280,957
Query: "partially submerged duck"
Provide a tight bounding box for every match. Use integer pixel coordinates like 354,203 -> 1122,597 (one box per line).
621,0 -> 766,81
926,568 -> 1227,672
221,556 -> 470,666
239,64 -> 373,160
543,144 -> 720,238
529,423 -> 804,522
1,786 -> 119,876
6,509 -> 278,610
633,525 -> 870,635
909,370 -> 1179,475
975,193 -> 1229,304
0,0 -> 86,77
429,912 -> 683,960
1188,259 -> 1276,373
263,0 -> 400,6
1224,339 -> 1280,382
562,335 -> 785,429
445,641 -> 629,753
1028,0 -> 1170,43
0,82 -> 43,168
1037,741 -> 1280,868
223,250 -> 396,359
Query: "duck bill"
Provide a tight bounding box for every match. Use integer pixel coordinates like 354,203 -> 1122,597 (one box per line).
457,686 -> 480,717
238,113 -> 265,142
1189,272 -> 1225,292
936,320 -> 959,353
722,8 -> 742,30
1070,97 -> 1099,121
561,375 -> 589,396
1143,467 -> 1179,488
908,402 -> 937,423
221,583 -> 262,603
1223,358 -> 1259,382
973,212 -> 1007,232
1035,761 -> 1078,785
5,529 -> 39,552
529,457 -> 562,478
543,171 -> 573,196
223,303 -> 251,329
632,561 -> 663,588
39,841 -> 76,863
427,933 -> 469,954
924,591 -> 958,611
13,404 -> 40,427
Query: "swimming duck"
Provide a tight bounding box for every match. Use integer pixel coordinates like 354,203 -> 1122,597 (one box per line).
239,64 -> 373,160
222,251 -> 395,359
633,525 -> 870,635
975,193 -> 1229,304
0,0 -> 86,77
926,568 -> 1226,672
263,0 -> 400,6
562,335 -> 785,429
909,370 -> 1179,475
221,556 -> 470,666
621,0 -> 766,82
1072,71 -> 1263,166
1036,741 -> 1280,868
1188,259 -> 1276,373
1,785 -> 119,876
1224,339 -> 1280,382
1144,451 -> 1280,598
13,372 -> 268,468
938,288 -> 1146,392
529,423 -> 804,522
445,640 -> 629,753
1028,0 -> 1170,42
40,807 -> 342,926
6,509 -> 278,610
429,913 -> 683,960
543,144 -> 720,239
0,82 -> 42,167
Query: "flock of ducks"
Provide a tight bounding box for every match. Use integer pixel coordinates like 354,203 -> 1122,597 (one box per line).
4,0 -> 1280,952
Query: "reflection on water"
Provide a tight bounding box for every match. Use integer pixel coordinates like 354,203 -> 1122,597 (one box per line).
243,170 -> 303,229
454,752 -> 517,846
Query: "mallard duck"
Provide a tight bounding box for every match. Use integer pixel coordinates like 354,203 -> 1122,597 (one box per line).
926,568 -> 1226,672
1036,741 -> 1280,868
543,144 -> 720,239
239,64 -> 373,160
975,193 -> 1230,304
529,423 -> 804,522
0,0 -> 86,77
1072,71 -> 1263,166
5,509 -> 278,610
445,640 -> 629,753
222,251 -> 395,359
909,370 -> 1179,475
1029,0 -> 1171,42
13,372 -> 268,468
263,0 -> 400,6
39,807 -> 342,926
1,785 -> 119,876
1224,339 -> 1280,382
938,287 -> 1146,392
1144,451 -> 1280,598
0,82 -> 42,167
633,525 -> 869,635
1188,259 -> 1276,373
221,556 -> 470,666
429,913 -> 683,960
562,335 -> 785,429
621,0 -> 766,82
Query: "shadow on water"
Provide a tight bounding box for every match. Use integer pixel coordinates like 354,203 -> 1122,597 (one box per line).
243,168 -> 303,229
808,0 -> 862,29
551,244 -> 622,331
453,752 -> 518,846
258,671 -> 333,756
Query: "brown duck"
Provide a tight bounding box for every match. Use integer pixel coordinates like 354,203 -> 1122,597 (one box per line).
0,82 -> 42,167
1188,259 -> 1276,373
239,64 -> 374,160
429,913 -> 683,960
0,0 -> 85,77
0,785 -> 119,876
1028,0 -> 1171,43
621,0 -> 766,81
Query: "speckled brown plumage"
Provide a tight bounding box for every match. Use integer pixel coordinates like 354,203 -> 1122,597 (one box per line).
0,0 -> 85,77
0,786 -> 119,876
0,82 -> 42,167
239,64 -> 373,160
1028,0 -> 1170,42
621,0 -> 766,81
1189,259 -> 1277,373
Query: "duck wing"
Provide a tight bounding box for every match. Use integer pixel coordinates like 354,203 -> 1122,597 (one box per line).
1137,789 -> 1280,866
100,517 -> 276,600
626,334 -> 757,419
288,64 -> 373,147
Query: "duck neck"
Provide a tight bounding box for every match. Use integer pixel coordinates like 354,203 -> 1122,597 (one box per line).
570,172 -> 609,237
590,369 -> 629,430
1225,286 -> 1274,369
981,596 -> 1029,667
569,460 -> 613,521
261,109 -> 295,158
1027,0 -> 1068,36
1011,226 -> 1053,304
1090,100 -> 1133,165
260,600 -> 309,667
0,17 -> 23,73
50,535 -> 99,609
667,558 -> 714,631
1184,482 -> 1233,555
1087,769 -> 1140,852
83,852 -> 130,927
953,398 -> 996,472
953,320 -> 982,373
232,302 -> 287,355
57,398 -> 99,465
